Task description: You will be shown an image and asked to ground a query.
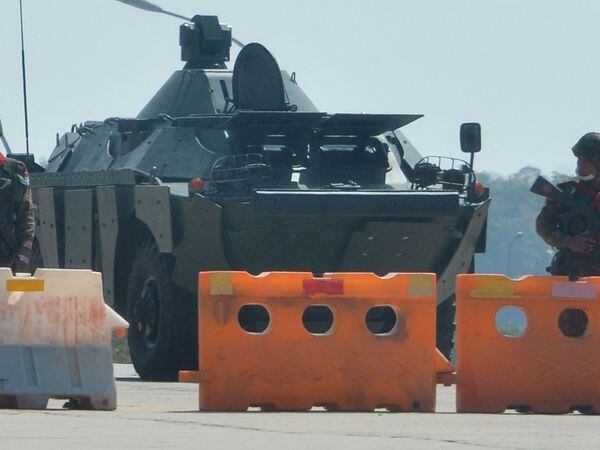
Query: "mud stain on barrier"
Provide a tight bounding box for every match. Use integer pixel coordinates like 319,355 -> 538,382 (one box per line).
394,315 -> 408,340
89,302 -> 106,326
40,298 -> 61,329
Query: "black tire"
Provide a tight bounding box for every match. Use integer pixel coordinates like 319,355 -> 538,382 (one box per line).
436,294 -> 455,360
126,239 -> 197,380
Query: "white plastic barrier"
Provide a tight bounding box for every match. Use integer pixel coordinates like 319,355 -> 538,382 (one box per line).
0,268 -> 128,410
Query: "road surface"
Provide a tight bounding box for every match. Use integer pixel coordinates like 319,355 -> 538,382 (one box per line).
0,365 -> 597,449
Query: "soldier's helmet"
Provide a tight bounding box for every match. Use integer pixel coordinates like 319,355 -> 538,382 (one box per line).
572,132 -> 600,167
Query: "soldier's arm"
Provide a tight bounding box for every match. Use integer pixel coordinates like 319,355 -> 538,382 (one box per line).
536,199 -> 569,248
13,166 -> 35,249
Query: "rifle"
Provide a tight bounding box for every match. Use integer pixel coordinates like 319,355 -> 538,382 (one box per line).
530,175 -> 600,278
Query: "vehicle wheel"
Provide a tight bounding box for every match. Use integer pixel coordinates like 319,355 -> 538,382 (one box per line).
126,239 -> 197,380
436,295 -> 455,360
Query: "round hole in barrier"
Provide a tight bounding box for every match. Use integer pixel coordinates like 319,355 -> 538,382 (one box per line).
238,305 -> 270,334
495,306 -> 527,338
302,305 -> 334,335
365,306 -> 398,335
558,309 -> 588,338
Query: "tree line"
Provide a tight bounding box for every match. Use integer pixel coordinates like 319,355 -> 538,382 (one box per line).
475,167 -> 568,277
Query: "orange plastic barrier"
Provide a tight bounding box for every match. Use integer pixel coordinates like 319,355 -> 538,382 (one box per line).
180,272 -> 452,412
455,274 -> 600,414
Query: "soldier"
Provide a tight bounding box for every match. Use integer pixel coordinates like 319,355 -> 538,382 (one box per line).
536,132 -> 600,276
0,153 -> 34,273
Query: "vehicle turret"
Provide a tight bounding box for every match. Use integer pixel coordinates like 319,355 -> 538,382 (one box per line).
180,15 -> 232,69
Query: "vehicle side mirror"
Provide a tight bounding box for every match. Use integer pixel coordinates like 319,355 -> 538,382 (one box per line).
460,123 -> 481,153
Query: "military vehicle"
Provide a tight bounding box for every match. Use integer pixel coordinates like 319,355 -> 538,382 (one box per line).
27,15 -> 490,380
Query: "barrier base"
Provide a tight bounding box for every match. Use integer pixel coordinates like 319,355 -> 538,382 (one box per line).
457,401 -> 599,415
0,394 -> 115,410
0,345 -> 117,411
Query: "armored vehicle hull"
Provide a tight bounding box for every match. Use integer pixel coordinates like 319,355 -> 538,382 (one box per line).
29,16 -> 489,379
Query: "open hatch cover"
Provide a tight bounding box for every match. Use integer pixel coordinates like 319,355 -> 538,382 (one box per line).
115,112 -> 422,137
233,43 -> 287,111
222,112 -> 423,136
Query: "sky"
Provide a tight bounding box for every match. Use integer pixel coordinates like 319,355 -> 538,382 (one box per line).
1,0 -> 600,176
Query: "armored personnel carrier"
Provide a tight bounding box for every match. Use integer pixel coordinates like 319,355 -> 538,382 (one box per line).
29,15 -> 490,380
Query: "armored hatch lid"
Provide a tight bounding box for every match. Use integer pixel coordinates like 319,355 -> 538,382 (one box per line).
222,112 -> 422,136
113,111 -> 423,136
222,111 -> 325,131
316,113 -> 422,136
232,43 -> 287,111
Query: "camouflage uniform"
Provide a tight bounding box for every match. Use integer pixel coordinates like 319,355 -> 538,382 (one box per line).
537,132 -> 600,277
536,182 -> 600,276
0,156 -> 35,270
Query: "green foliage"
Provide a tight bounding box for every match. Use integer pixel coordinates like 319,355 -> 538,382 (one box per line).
112,336 -> 132,364
475,167 -> 569,276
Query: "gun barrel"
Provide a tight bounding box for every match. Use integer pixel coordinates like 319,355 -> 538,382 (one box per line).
531,176 -> 600,229
530,176 -> 563,199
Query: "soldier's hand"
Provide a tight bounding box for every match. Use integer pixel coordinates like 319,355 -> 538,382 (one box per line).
566,232 -> 596,254
13,246 -> 31,274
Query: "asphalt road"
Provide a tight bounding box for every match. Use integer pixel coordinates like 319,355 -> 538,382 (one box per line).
0,364 -> 598,449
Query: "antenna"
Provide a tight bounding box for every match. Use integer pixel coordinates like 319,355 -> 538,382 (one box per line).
19,0 -> 30,155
